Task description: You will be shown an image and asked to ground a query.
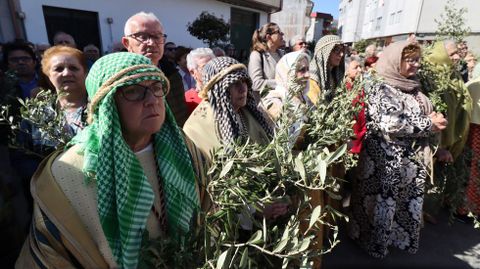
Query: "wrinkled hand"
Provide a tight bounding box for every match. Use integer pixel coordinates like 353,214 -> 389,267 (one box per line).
429,112 -> 447,132
262,202 -> 289,220
435,148 -> 454,164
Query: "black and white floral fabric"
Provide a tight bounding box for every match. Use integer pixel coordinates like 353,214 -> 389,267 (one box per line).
349,82 -> 433,258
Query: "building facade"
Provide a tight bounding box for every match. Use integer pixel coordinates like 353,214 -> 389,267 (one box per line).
338,0 -> 480,53
270,0 -> 314,46
1,0 -> 281,56
305,12 -> 334,43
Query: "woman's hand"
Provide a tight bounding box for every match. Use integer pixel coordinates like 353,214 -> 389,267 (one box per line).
429,112 -> 448,132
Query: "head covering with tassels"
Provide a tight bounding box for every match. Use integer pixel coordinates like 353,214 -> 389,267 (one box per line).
70,52 -> 199,268
309,35 -> 345,102
200,56 -> 273,144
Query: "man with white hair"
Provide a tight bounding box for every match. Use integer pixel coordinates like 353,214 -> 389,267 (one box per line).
185,48 -> 215,114
444,40 -> 461,66
122,11 -> 189,126
122,12 -> 166,66
289,35 -> 307,52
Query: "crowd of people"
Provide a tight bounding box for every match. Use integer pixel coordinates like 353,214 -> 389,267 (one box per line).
0,9 -> 479,269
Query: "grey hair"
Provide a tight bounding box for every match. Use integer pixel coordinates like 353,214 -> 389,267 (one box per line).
124,11 -> 163,36
443,39 -> 457,50
365,44 -> 377,57
186,48 -> 215,71
345,56 -> 362,68
289,35 -> 305,48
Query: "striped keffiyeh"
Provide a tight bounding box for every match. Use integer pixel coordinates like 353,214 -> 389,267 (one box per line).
200,56 -> 273,144
309,35 -> 345,102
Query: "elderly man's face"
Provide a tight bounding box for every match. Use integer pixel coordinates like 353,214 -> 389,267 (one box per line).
114,80 -> 166,149
190,56 -> 213,90
54,33 -> 76,48
446,43 -> 460,65
122,18 -> 165,65
293,40 -> 307,52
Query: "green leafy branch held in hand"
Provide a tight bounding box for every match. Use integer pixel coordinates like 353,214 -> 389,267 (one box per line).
0,88 -> 75,157
200,80 -> 364,268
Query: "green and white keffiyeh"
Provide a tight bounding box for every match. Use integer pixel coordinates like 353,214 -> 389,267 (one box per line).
70,52 -> 199,268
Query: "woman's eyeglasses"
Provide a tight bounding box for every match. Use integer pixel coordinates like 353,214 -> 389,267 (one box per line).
120,81 -> 168,101
404,58 -> 421,65
331,45 -> 345,54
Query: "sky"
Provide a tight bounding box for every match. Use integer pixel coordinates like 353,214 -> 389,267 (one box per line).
312,0 -> 339,19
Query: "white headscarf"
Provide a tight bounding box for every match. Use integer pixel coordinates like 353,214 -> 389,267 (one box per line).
263,51 -> 311,119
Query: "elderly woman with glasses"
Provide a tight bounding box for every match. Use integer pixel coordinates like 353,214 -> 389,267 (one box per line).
16,52 -> 208,268
349,41 -> 448,258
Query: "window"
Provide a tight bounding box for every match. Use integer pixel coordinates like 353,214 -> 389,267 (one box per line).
395,10 -> 402,24
375,16 -> 382,30
389,13 -> 395,25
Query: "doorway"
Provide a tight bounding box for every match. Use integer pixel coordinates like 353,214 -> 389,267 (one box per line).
230,7 -> 259,62
43,6 -> 102,53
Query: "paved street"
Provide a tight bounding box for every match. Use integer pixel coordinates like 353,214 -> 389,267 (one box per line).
323,209 -> 480,269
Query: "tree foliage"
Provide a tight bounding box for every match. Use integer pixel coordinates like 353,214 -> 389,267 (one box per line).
353,39 -> 374,57
187,11 -> 230,47
434,0 -> 471,42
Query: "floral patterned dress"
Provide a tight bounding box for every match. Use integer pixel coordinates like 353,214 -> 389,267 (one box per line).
349,82 -> 433,258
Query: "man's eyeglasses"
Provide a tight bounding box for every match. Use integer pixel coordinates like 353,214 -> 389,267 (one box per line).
127,32 -> 167,44
165,47 -> 177,52
8,56 -> 34,64
120,81 -> 168,101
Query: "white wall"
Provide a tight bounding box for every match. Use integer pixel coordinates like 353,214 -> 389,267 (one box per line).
417,0 -> 480,33
17,0 -> 268,51
340,0 -> 480,43
270,0 -> 312,43
339,0 -> 365,42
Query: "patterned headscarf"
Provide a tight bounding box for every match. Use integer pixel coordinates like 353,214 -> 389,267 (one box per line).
309,35 -> 345,102
376,41 -> 421,92
376,41 -> 433,115
201,56 -> 273,144
70,52 -> 199,268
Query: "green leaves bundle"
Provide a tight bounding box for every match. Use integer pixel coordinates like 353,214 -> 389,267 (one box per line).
200,81 -> 363,268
